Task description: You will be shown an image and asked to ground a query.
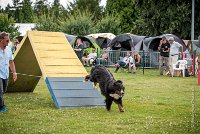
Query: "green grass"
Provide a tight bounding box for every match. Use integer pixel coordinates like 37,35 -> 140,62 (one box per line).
0,68 -> 200,134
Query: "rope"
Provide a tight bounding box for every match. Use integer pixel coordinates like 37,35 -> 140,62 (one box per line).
10,72 -> 42,78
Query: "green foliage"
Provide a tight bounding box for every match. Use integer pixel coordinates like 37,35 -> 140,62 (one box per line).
106,0 -> 137,33
51,0 -> 60,19
34,0 -> 50,16
95,14 -> 121,35
21,0 -> 34,23
61,10 -> 94,35
12,0 -> 23,22
68,0 -> 102,20
35,15 -> 61,32
0,13 -> 20,40
133,0 -> 200,39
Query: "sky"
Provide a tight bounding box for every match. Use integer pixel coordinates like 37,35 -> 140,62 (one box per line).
0,0 -> 107,9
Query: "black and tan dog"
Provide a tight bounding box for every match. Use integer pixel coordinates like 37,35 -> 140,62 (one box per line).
85,65 -> 125,112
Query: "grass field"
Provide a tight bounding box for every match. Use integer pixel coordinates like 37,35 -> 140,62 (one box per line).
0,68 -> 200,134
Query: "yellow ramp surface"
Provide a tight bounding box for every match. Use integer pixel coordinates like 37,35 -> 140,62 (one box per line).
7,31 -> 87,92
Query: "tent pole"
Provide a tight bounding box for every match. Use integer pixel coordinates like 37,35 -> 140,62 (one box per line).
191,0 -> 195,40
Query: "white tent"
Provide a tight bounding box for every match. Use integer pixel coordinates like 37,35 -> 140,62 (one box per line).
15,23 -> 36,36
88,33 -> 116,40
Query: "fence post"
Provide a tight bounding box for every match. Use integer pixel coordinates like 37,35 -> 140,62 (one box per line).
193,51 -> 196,77
142,50 -> 145,75
97,48 -> 99,58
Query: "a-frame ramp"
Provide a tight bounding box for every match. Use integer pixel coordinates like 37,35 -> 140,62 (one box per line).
7,31 -> 104,109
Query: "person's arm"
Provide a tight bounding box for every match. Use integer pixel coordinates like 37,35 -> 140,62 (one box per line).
9,60 -> 17,82
165,48 -> 170,52
137,55 -> 141,63
158,40 -> 162,51
180,45 -> 183,53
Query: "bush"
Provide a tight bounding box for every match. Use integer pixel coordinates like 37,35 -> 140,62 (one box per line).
94,14 -> 121,35
0,13 -> 20,40
35,15 -> 61,32
61,10 -> 94,36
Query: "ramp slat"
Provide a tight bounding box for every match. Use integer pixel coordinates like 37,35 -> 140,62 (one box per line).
49,81 -> 93,90
47,77 -> 85,82
57,98 -> 105,107
54,90 -> 101,98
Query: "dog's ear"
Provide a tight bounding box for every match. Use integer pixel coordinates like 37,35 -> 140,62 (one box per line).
115,80 -> 123,85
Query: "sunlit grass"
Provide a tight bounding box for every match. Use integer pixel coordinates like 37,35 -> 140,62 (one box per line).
0,68 -> 199,133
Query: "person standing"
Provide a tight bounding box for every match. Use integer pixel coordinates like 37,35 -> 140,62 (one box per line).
158,37 -> 170,75
74,38 -> 84,60
168,37 -> 183,75
0,32 -> 17,112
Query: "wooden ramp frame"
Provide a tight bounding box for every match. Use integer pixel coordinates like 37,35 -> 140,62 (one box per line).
7,31 -> 105,108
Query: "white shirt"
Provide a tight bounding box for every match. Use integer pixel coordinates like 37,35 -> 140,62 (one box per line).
88,52 -> 97,59
170,41 -> 182,55
0,46 -> 13,79
123,56 -> 133,64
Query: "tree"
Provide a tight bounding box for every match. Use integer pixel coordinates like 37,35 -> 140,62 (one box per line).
51,0 -> 60,19
34,0 -> 50,16
0,13 -> 20,40
133,0 -> 200,39
61,10 -> 94,35
21,0 -> 34,22
12,0 -> 23,22
68,0 -> 102,20
106,0 -> 137,33
35,15 -> 61,31
95,14 -> 121,35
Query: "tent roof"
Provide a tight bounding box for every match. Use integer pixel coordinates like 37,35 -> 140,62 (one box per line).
88,33 -> 116,40
15,23 -> 36,36
160,34 -> 185,46
109,33 -> 146,50
65,34 -> 100,50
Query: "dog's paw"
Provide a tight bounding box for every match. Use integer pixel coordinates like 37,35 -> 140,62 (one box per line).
119,109 -> 125,112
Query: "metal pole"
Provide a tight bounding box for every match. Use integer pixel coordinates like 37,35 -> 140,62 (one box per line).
191,0 -> 195,40
142,50 -> 145,75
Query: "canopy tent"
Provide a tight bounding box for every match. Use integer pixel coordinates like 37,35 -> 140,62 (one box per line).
108,33 -> 146,51
142,34 -> 187,52
184,40 -> 200,52
65,34 -> 100,53
87,33 -> 116,49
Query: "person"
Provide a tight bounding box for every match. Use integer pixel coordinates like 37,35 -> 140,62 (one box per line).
114,51 -> 132,73
130,51 -> 141,73
12,38 -> 19,54
96,48 -> 108,65
82,48 -> 97,66
158,37 -> 170,75
74,38 -> 84,60
168,37 -> 183,75
82,50 -> 89,65
0,32 -> 17,112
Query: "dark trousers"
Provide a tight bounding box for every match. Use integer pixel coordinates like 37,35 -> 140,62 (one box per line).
0,78 -> 8,108
115,61 -> 126,72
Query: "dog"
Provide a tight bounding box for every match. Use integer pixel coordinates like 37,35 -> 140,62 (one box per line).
85,65 -> 125,112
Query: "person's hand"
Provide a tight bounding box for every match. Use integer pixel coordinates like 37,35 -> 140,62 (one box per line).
13,73 -> 17,82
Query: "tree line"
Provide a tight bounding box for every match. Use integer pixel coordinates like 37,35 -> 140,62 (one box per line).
0,0 -> 200,40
